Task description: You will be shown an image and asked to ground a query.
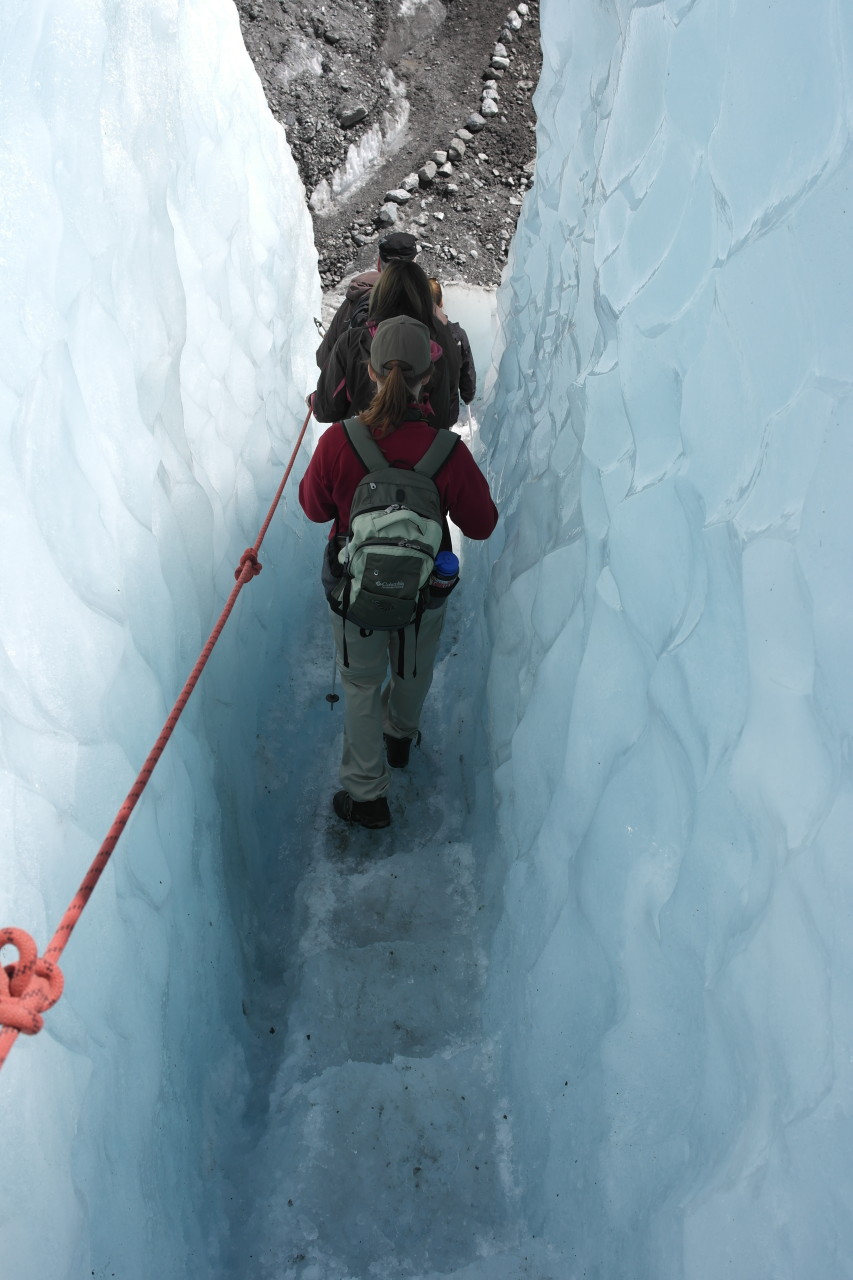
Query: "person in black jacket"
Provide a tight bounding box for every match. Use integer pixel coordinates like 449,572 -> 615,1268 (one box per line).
315,232 -> 419,369
311,260 -> 462,430
428,277 -> 477,405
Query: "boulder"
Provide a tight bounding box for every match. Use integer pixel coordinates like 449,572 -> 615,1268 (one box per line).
384,188 -> 412,204
418,161 -> 438,185
338,101 -> 368,128
481,98 -> 500,118
447,138 -> 466,161
378,202 -> 399,225
465,113 -> 486,132
401,172 -> 420,191
491,55 -> 510,70
438,161 -> 453,176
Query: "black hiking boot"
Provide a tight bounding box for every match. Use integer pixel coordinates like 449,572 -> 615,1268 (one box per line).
332,790 -> 391,829
384,732 -> 419,769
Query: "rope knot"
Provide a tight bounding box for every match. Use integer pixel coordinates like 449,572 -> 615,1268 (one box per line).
0,928 -> 64,1035
235,548 -> 262,581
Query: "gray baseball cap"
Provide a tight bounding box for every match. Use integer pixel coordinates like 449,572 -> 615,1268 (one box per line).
369,316 -> 432,378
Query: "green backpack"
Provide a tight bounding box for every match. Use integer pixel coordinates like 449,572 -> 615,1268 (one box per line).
332,417 -> 459,632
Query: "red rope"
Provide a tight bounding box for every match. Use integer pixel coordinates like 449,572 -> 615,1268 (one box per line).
0,407 -> 313,1070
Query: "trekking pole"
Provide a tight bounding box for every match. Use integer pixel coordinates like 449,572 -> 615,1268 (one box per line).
325,648 -> 340,709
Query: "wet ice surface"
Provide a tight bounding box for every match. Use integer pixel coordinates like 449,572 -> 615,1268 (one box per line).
223,443 -> 564,1279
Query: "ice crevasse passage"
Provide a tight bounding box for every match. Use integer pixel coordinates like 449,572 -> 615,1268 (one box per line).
3,0 -> 853,1278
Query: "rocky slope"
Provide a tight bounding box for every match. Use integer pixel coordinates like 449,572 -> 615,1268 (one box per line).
234,0 -> 541,290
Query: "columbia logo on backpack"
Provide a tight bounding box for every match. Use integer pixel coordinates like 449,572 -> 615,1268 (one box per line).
330,417 -> 459,639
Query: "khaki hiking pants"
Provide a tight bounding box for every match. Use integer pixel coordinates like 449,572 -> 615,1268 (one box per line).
330,603 -> 447,801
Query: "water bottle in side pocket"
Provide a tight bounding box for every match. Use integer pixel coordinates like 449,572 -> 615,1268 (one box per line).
427,550 -> 460,607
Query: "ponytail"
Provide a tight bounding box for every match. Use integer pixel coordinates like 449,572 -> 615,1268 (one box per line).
359,360 -> 429,438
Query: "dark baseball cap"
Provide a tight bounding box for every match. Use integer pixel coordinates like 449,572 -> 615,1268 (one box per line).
378,231 -> 418,262
369,316 -> 432,377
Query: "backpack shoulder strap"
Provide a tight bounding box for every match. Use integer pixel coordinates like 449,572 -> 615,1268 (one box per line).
414,428 -> 460,479
342,417 -> 387,473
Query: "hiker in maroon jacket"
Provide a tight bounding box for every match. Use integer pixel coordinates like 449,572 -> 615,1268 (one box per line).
299,315 -> 498,829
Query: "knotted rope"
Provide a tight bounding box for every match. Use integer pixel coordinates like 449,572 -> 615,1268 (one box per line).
0,928 -> 64,1035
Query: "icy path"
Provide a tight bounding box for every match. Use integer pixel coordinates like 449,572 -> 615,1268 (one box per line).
223,557 -> 530,1278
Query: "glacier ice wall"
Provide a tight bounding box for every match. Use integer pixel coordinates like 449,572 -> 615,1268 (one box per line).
0,1 -> 318,1275
480,0 -> 853,1274
4,0 -> 853,1275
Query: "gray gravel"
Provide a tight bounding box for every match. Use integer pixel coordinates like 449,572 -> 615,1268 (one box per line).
234,0 -> 541,289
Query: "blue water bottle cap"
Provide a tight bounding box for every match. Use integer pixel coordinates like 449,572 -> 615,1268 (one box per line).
435,551 -> 459,576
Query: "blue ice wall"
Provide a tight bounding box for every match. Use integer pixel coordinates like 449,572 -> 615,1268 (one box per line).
481,0 -> 853,1274
0,2 -> 318,1275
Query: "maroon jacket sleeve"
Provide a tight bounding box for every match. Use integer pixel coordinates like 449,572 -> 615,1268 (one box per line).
439,440 -> 498,540
298,428 -> 339,525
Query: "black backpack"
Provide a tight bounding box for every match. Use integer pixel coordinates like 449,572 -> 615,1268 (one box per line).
347,292 -> 372,331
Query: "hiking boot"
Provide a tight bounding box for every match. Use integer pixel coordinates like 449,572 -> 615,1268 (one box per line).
332,790 -> 391,829
384,732 -> 418,769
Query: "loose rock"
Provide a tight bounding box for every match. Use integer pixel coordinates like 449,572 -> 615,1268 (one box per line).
338,101 -> 368,128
